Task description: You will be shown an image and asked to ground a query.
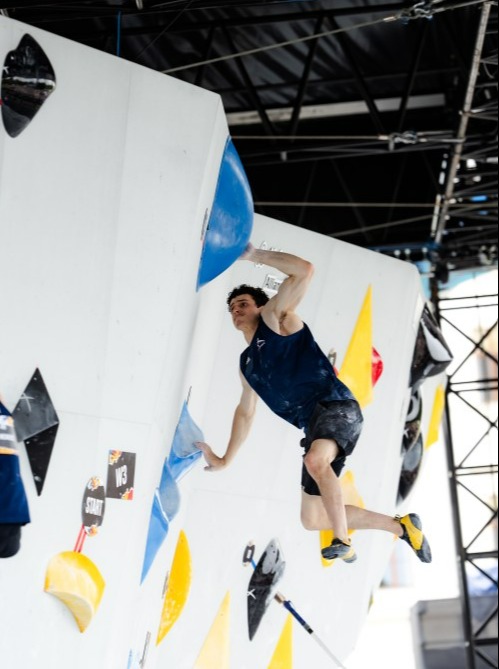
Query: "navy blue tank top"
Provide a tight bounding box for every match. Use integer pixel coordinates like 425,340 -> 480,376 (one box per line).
240,318 -> 355,429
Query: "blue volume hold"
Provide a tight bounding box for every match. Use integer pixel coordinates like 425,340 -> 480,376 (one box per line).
197,137 -> 254,290
140,491 -> 170,583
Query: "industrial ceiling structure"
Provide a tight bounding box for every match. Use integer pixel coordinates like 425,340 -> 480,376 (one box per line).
2,0 -> 497,279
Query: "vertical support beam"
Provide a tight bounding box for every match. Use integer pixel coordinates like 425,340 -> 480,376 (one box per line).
296,160 -> 317,228
194,25 -> 216,88
288,15 -> 325,137
116,11 -> 122,58
396,21 -> 429,132
383,153 -> 408,238
441,384 -> 479,669
431,280 -> 499,669
330,159 -> 373,244
433,2 -> 492,244
222,26 -> 276,137
327,15 -> 385,135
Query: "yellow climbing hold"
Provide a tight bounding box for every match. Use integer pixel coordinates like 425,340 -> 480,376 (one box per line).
194,591 -> 231,669
339,286 -> 373,408
156,530 -> 192,645
426,384 -> 445,449
267,614 -> 293,669
44,551 -> 105,633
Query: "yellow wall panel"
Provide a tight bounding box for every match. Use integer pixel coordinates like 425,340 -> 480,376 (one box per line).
338,286 -> 373,408
426,384 -> 446,449
194,591 -> 231,669
267,614 -> 293,669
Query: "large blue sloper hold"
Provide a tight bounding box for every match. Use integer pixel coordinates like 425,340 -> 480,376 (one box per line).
197,136 -> 254,290
167,401 -> 203,481
0,403 -> 30,558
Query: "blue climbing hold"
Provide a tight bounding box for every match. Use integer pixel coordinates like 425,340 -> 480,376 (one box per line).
167,401 -> 203,481
197,137 -> 254,290
140,490 -> 169,583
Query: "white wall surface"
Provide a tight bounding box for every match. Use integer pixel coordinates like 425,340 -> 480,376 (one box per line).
1,17 -> 432,669
162,214 -> 427,668
0,15 -> 227,669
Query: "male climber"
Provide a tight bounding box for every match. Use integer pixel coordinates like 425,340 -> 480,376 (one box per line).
198,244 -> 431,564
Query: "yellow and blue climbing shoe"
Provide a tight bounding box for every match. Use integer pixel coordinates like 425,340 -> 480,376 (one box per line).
396,513 -> 432,563
321,538 -> 357,563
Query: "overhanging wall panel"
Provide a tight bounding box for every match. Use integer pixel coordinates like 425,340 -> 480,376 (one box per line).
156,214 -> 427,668
0,15 -> 230,669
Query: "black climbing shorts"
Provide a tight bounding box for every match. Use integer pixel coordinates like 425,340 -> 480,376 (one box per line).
300,399 -> 363,496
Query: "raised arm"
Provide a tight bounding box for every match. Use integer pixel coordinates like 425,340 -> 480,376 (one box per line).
242,244 -> 314,333
197,372 -> 258,471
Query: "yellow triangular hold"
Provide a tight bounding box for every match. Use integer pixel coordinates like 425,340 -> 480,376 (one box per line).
320,470 -> 365,568
338,285 -> 373,408
267,614 -> 293,669
426,384 -> 445,450
194,591 -> 231,669
44,551 -> 105,633
156,530 -> 192,645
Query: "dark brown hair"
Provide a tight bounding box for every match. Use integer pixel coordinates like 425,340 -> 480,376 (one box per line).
227,284 -> 269,309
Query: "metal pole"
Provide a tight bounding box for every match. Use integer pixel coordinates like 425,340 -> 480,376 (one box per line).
433,2 -> 492,244
243,545 -> 347,668
441,392 -> 479,668
116,11 -> 122,57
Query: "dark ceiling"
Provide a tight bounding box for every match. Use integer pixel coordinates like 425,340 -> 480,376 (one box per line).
2,0 -> 497,276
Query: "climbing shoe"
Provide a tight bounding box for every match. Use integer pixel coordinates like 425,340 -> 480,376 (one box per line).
321,538 -> 357,563
396,513 -> 432,563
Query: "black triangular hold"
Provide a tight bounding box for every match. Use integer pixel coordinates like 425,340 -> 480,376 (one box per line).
25,424 -> 58,495
247,538 -> 286,641
1,34 -> 56,138
397,433 -> 424,504
410,304 -> 453,388
13,368 -> 59,442
402,388 -> 422,454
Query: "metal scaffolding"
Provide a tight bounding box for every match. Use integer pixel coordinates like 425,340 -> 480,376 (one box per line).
428,7 -> 498,662
432,281 -> 498,669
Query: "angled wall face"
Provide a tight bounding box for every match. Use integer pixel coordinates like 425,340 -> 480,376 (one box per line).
1,17 -> 432,669
168,213 -> 426,668
0,15 -> 229,669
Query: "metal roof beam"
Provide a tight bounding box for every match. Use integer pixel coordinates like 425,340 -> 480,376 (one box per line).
10,2 -> 410,32
396,21 -> 430,132
219,66 -> 460,102
227,93 -> 446,126
222,25 -> 276,136
326,13 -> 386,135
288,14 -> 324,137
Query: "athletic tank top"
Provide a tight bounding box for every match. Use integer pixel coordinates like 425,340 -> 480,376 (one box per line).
240,318 -> 355,429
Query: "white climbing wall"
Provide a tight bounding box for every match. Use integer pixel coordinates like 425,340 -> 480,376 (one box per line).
0,16 -> 433,669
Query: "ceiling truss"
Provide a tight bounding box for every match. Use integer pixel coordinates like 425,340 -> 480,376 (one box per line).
1,0 -> 497,275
